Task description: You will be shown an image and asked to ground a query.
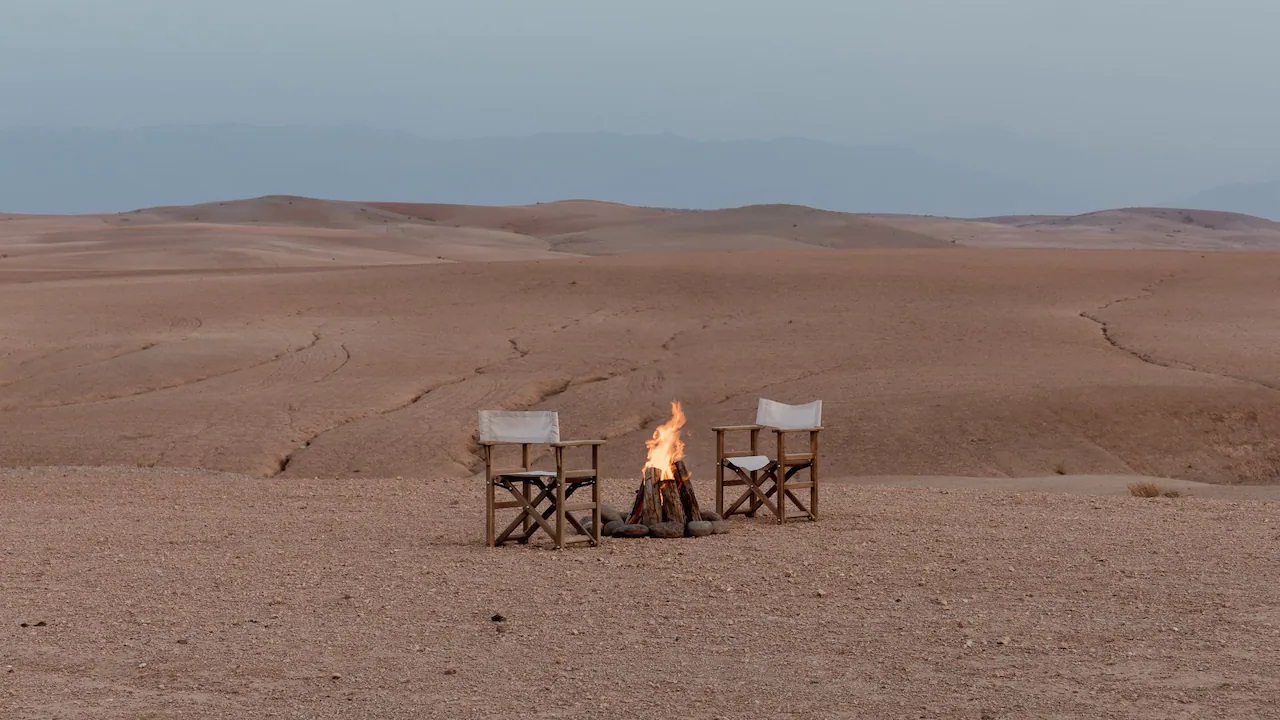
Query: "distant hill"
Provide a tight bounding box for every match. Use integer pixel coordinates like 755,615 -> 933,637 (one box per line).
0,125 -> 1070,217
10,195 -> 1280,276
0,195 -> 961,271
543,204 -> 948,255
980,206 -> 1280,233
1180,181 -> 1280,221
871,206 -> 1280,251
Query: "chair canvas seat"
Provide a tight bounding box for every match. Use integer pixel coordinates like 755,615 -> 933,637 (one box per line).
499,470 -> 557,477
725,455 -> 772,472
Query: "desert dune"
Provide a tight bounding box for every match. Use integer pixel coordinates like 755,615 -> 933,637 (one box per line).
4,196 -> 1280,718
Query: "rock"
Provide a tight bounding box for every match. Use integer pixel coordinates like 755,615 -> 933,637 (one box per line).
701,510 -> 724,522
331,673 -> 342,680
602,519 -> 626,536
710,520 -> 730,535
686,521 -> 714,538
600,505 -> 625,525
649,521 -> 685,539
612,524 -> 650,539
491,614 -> 506,623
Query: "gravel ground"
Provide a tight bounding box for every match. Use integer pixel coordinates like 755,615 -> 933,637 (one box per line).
3,467 -> 1280,719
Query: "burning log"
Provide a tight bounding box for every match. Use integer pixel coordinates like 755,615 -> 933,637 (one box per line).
661,478 -> 685,526
640,467 -> 662,526
674,460 -> 701,522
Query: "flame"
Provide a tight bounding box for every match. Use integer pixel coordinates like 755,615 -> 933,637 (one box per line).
644,401 -> 686,480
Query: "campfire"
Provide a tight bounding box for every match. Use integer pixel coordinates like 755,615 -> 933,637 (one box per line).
606,401 -> 728,539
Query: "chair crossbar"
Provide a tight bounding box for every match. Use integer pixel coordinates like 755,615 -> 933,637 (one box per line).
717,445 -> 819,524
495,485 -> 559,544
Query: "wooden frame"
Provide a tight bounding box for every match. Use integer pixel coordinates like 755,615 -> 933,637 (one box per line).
714,424 -> 821,524
482,438 -> 605,549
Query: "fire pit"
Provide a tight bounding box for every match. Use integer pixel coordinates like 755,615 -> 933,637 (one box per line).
605,401 -> 728,539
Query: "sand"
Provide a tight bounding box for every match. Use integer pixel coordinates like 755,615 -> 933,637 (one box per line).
3,245 -> 1280,484
4,196 -> 1280,718
4,467 -> 1280,719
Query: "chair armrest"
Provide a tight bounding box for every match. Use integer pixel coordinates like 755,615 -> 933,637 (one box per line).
551,439 -> 607,447
712,424 -> 762,432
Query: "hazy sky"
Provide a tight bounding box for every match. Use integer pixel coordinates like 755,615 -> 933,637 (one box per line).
4,0 -> 1279,150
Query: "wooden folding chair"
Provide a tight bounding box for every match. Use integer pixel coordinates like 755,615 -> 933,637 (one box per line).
479,410 -> 605,549
714,399 -> 822,524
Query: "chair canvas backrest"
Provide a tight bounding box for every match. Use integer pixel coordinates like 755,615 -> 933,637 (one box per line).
478,410 -> 561,444
756,398 -> 822,430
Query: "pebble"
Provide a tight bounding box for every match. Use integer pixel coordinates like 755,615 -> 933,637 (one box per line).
648,521 -> 685,539
612,524 -> 650,539
686,520 -> 714,537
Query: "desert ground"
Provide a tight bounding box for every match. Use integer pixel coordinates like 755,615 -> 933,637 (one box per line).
4,196 -> 1280,718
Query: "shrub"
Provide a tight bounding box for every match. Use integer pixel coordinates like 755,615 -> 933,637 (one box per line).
1128,482 -> 1162,498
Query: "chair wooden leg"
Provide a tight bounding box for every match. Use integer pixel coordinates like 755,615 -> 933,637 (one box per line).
522,481 -> 533,537
748,468 -> 761,517
715,430 -> 725,516
591,444 -> 602,546
484,447 -> 496,547
775,432 -> 788,524
749,428 -> 761,516
810,430 -> 820,521
554,448 -> 566,549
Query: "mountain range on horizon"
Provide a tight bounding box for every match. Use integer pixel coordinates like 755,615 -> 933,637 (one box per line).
2,124 -> 1277,220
